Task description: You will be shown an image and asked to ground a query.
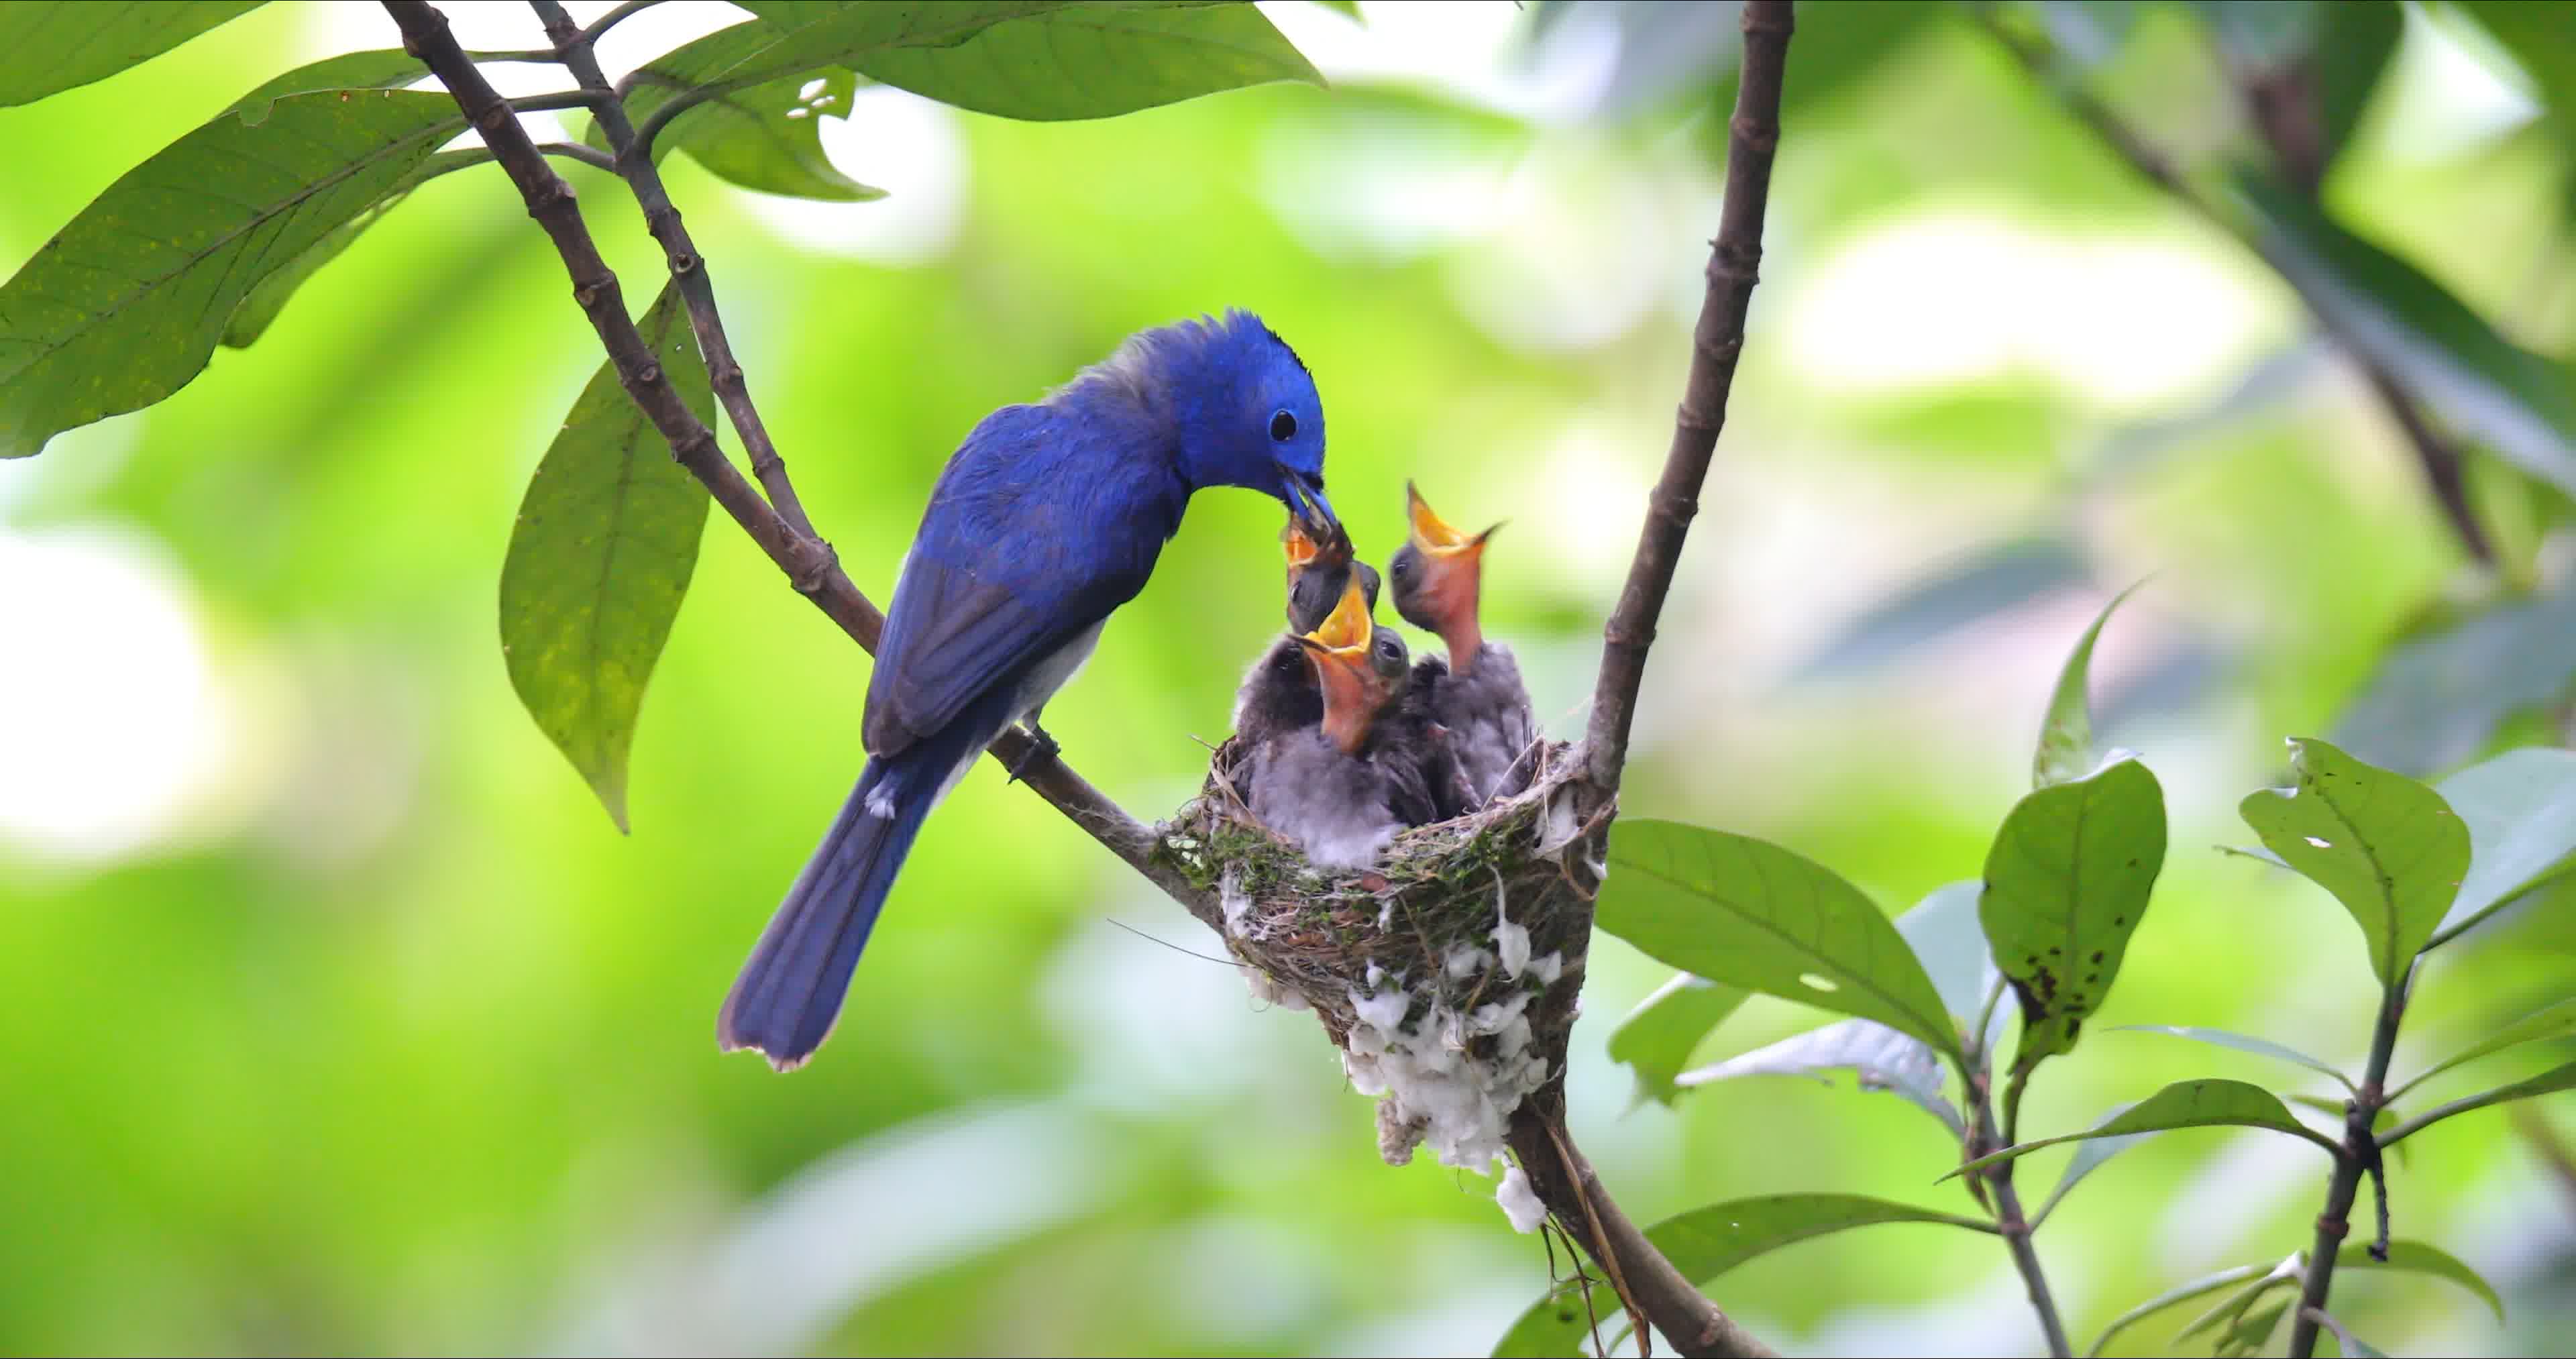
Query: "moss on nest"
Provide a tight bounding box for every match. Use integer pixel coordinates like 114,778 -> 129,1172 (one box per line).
1153,735 -> 1605,1168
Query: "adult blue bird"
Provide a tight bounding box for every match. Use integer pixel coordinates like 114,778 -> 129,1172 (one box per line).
720,311 -> 1337,1070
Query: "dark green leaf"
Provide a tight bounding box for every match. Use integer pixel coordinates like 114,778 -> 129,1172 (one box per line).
2239,737 -> 2470,985
2114,1025 -> 2353,1091
223,49 -> 425,123
1679,1018 -> 1964,1136
2460,1 -> 2576,215
1943,1079 -> 2343,1181
2033,582 -> 2145,788
499,284 -> 714,831
1492,1194 -> 1991,1357
0,1 -> 264,106
1895,879 -> 1990,1024
2339,1239 -> 2506,1321
1788,534 -> 2087,684
222,144 -> 487,350
2237,174 -> 2576,498
2332,586 -> 2576,777
2032,1101 -> 2152,1226
2383,1058 -> 2576,1146
2175,1268 -> 2298,1345
2394,997 -> 2576,1101
2313,2 -> 2403,170
1980,757 -> 2167,1072
0,90 -> 464,457
1607,973 -> 1750,1107
2217,1299 -> 2290,1356
2430,747 -> 2576,944
1601,820 -> 1962,1060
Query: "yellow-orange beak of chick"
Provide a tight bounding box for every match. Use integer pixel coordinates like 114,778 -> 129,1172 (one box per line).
1281,516 -> 1322,569
1400,481 -> 1499,666
1297,573 -> 1383,753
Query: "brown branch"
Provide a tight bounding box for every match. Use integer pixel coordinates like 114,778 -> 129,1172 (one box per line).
2288,973 -> 2406,1359
380,0 -> 1220,934
1981,7 -> 2494,566
1581,0 -> 1791,794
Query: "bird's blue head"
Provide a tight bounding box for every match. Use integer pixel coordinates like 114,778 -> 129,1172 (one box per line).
1151,310 -> 1336,535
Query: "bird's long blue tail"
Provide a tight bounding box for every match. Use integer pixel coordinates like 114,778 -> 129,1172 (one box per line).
718,757 -> 935,1070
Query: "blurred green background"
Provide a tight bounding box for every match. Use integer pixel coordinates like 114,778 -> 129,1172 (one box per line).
3,1 -> 2572,1354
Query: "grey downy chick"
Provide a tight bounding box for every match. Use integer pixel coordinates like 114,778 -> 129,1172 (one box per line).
1242,574 -> 1443,869
1388,481 -> 1537,805
1231,514 -> 1381,747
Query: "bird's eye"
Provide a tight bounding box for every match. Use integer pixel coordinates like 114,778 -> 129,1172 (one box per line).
1269,409 -> 1297,442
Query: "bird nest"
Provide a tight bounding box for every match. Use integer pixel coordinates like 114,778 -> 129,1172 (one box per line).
1152,736 -> 1603,1173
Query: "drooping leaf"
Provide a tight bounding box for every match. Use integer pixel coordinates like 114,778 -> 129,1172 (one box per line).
2394,997 -> 2576,1101
2236,173 -> 2576,498
1788,534 -> 2088,684
2114,1025 -> 2354,1091
2339,1240 -> 2506,1321
1943,1079 -> 2343,1181
499,284 -> 714,832
2033,582 -> 2145,788
1601,821 -> 1963,1061
1980,757 -> 2167,1072
1607,973 -> 1750,1107
1678,1018 -> 1964,1136
0,90 -> 464,457
2086,1259 -> 2284,1358
2239,737 -> 2470,985
1895,879 -> 1991,1025
1491,1194 -> 1992,1357
2430,746 -> 2576,944
2332,587 -> 2576,777
2382,1058 -> 2576,1146
2031,1101 -> 2152,1226
0,1 -> 265,106
222,48 -> 425,123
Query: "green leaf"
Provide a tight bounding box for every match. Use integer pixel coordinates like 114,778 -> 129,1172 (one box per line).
2239,737 -> 2470,985
2033,582 -> 2144,788
2175,1266 -> 2298,1345
2459,1 -> 2576,213
670,68 -> 881,202
223,144 -> 487,350
2086,1259 -> 2284,1358
2114,1025 -> 2354,1091
2339,1239 -> 2506,1321
1492,1194 -> 1992,1357
1678,1018 -> 1964,1137
2306,1308 -> 2388,1358
0,1 -> 265,106
499,284 -> 714,832
1788,534 -> 2087,683
1607,973 -> 1750,1107
0,90 -> 465,457
1601,820 -> 1964,1061
723,1 -> 1322,121
2032,1101 -> 2153,1226
2430,747 -> 2576,944
223,48 -> 425,123
2382,1058 -> 2576,1146
1943,1079 -> 2343,1181
2236,174 -> 2576,499
1895,879 -> 1992,1024
2313,1 -> 2403,170
2216,1299 -> 2290,1356
1980,757 -> 2167,1072
2394,997 -> 2576,1101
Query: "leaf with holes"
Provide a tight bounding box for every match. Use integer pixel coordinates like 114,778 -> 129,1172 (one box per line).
2394,997 -> 2576,1101
1601,820 -> 1962,1061
0,1 -> 265,105
1943,1079 -> 2342,1181
1491,1194 -> 1992,1357
1980,757 -> 2166,1073
0,90 -> 464,457
499,284 -> 713,832
596,54 -> 883,202
1680,1018 -> 1964,1136
2116,1025 -> 2353,1091
1607,973 -> 1749,1107
2240,738 -> 2469,985
2432,747 -> 2576,945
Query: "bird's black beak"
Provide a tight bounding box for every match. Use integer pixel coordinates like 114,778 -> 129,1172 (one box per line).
1279,466 -> 1338,537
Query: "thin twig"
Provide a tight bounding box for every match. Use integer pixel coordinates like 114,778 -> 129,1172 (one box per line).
1546,1122 -> 1648,1357
1973,1071 -> 2073,1356
529,0 -> 826,544
2288,970 -> 2408,1358
534,140 -> 616,172
575,0 -> 668,50
1579,0 -> 1790,795
380,0 -> 1222,937
1979,6 -> 2494,565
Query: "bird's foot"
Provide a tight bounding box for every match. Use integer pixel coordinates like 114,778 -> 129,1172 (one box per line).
1004,722 -> 1062,785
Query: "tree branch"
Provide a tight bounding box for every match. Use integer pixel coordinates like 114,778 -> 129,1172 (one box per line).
2288,970 -> 2408,1358
380,0 -> 1219,934
1980,7 -> 2495,566
1582,0 -> 1790,794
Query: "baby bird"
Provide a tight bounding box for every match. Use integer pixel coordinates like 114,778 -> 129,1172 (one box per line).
1389,481 -> 1538,805
1242,575 -> 1442,869
1232,515 -> 1380,747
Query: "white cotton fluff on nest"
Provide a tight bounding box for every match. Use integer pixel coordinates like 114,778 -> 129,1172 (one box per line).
1338,953 -> 1563,1181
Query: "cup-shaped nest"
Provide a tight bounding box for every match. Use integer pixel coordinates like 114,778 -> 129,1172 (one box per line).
1154,737 -> 1603,1169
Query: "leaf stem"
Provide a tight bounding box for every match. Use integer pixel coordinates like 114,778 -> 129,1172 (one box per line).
574,0 -> 668,51
2287,970 -> 2409,1358
1974,1070 -> 2072,1356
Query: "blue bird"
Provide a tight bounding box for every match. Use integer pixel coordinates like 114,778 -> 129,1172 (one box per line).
719,311 -> 1337,1071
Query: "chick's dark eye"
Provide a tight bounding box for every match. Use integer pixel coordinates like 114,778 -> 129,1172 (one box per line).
1269,409 -> 1297,442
